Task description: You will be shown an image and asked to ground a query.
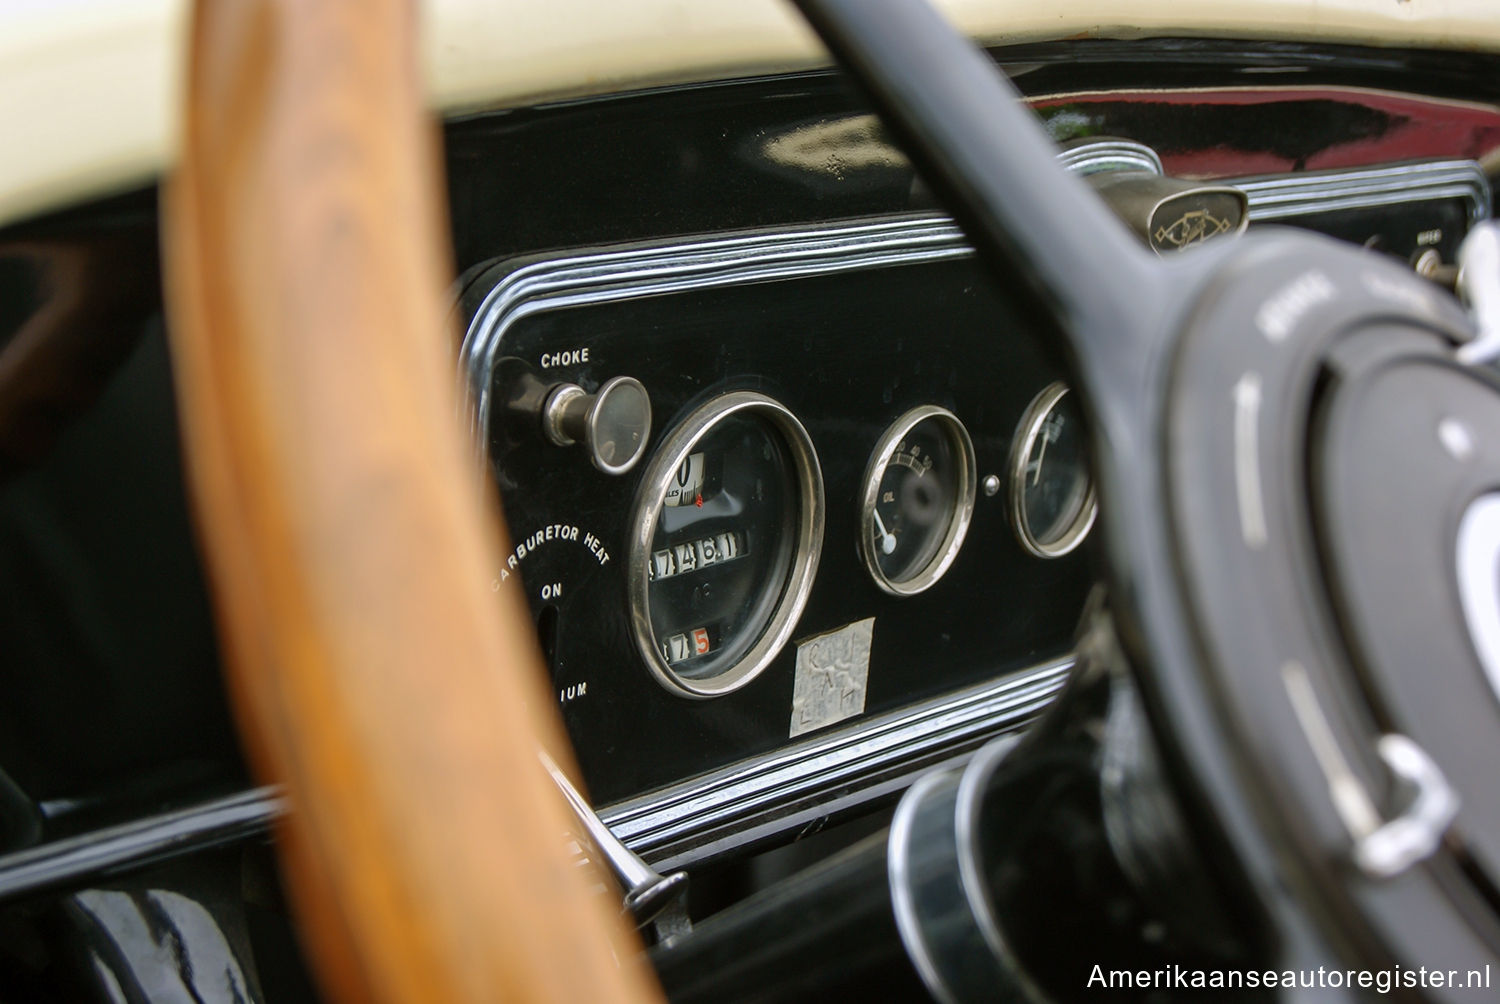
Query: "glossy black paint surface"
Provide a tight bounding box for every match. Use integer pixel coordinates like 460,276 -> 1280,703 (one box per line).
444,39 -> 1500,277
0,38 -> 1489,831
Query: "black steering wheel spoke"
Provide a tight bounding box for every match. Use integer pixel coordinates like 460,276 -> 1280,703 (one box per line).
789,0 -> 1177,401
781,0 -> 1500,999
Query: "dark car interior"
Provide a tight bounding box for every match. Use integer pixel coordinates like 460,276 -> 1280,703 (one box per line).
2,0 -> 1500,999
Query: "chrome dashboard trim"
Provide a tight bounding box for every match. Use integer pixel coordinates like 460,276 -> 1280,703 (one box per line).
1233,159 -> 1492,225
460,215 -> 973,440
461,157 -> 1492,443
1055,138 -> 1164,176
600,656 -> 1073,869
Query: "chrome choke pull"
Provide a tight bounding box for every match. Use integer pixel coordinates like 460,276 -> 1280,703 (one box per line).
540,751 -> 688,926
542,376 -> 652,474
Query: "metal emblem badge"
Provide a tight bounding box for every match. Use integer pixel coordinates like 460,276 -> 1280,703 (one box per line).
1152,207 -> 1236,252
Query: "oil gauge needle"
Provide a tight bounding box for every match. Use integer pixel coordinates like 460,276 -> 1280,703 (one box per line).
873,510 -> 898,555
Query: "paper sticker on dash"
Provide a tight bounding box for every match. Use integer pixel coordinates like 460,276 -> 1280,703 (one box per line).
789,618 -> 875,738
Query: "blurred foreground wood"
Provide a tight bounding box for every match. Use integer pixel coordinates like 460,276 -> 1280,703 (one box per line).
161,0 -> 660,1000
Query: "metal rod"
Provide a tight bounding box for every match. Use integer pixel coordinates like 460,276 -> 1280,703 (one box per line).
541,752 -> 688,925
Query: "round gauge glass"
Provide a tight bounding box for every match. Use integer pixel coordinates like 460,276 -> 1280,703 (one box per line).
859,406 -> 977,595
628,392 -> 824,698
1009,382 -> 1097,558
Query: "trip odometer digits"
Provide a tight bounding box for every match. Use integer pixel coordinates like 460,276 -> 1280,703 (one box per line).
628,392 -> 824,698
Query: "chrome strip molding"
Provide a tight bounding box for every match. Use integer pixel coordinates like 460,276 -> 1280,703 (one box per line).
461,157 -> 1492,441
1056,138 -> 1164,176
599,658 -> 1072,869
0,788 -> 285,905
1234,159 -> 1491,225
460,214 -> 971,439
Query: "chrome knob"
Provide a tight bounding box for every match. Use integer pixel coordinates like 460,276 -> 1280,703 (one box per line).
542,376 -> 652,475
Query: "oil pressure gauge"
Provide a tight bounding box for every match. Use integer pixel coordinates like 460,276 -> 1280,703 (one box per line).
1009,382 -> 1097,558
859,406 -> 977,595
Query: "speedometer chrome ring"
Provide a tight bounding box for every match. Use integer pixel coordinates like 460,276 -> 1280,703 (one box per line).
628,391 -> 825,699
859,405 -> 976,595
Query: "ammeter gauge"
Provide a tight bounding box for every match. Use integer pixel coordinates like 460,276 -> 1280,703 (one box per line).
1009,382 -> 1097,558
628,392 -> 824,698
859,406 -> 977,595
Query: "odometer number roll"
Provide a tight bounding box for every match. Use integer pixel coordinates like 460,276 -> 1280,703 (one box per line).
628,392 -> 824,698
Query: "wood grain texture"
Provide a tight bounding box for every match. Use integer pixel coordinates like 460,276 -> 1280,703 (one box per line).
161,1 -> 660,1001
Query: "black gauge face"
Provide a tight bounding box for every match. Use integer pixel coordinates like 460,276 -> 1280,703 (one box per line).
875,426 -> 953,580
1011,384 -> 1096,557
630,393 -> 824,698
860,407 -> 976,595
646,414 -> 794,679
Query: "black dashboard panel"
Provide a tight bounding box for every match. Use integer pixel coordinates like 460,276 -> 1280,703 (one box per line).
457,147 -> 1492,831
460,220 -> 1091,806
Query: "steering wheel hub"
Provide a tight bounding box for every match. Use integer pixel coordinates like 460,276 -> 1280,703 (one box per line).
1165,230 -> 1500,980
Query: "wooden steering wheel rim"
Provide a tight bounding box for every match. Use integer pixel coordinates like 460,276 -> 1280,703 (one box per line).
162,1 -> 659,1001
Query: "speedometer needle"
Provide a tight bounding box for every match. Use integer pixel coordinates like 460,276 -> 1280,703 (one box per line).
873,510 -> 898,555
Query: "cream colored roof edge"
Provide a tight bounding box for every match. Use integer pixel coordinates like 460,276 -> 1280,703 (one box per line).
2,0 -> 1499,231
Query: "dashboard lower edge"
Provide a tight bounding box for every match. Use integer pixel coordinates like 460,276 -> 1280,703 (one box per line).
0,787 -> 285,906
601,656 -> 1073,868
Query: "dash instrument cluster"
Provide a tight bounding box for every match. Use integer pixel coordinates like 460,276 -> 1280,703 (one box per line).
459,219 -> 1093,822
457,140 -> 1491,864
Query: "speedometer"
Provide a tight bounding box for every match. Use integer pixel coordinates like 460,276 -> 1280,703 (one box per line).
628,392 -> 824,698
